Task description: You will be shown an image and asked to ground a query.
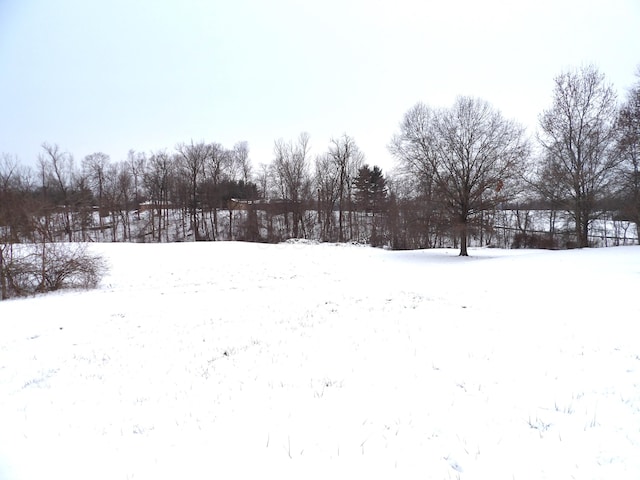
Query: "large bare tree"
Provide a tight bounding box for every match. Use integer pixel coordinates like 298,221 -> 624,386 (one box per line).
391,97 -> 529,256
537,65 -> 619,248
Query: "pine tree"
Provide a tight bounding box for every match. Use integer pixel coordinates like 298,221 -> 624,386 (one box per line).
353,165 -> 388,215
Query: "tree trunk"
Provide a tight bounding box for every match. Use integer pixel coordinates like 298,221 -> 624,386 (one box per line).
65,208 -> 73,242
292,208 -> 299,238
156,207 -> 162,242
214,208 -> 219,240
459,220 -> 469,256
111,211 -> 118,242
575,208 -> 589,247
581,221 -> 589,248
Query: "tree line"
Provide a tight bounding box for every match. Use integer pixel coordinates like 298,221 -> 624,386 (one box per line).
1,64 -> 639,258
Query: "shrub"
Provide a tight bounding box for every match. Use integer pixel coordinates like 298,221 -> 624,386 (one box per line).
0,243 -> 107,299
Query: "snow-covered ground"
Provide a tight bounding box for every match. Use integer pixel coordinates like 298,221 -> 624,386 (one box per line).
1,242 -> 639,479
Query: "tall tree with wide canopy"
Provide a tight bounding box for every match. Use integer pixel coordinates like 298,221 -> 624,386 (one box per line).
391,97 -> 528,255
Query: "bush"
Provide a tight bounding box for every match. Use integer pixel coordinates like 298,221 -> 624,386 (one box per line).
1,243 -> 107,299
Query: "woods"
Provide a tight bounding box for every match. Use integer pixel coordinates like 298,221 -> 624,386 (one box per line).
1,64 -> 639,264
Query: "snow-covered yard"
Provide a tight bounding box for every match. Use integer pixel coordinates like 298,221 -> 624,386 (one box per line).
1,242 -> 639,479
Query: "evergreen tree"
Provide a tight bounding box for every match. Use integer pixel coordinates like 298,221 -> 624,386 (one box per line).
353,165 -> 388,214
369,165 -> 388,215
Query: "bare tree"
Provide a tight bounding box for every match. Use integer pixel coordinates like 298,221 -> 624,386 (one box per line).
201,142 -> 229,240
256,162 -> 271,199
114,161 -> 135,241
389,105 -> 445,249
83,152 -> 110,234
176,141 -> 210,240
127,150 -> 146,220
271,133 -> 312,238
233,141 -> 252,184
328,134 -> 364,242
615,68 -> 640,243
40,143 -> 76,241
144,151 -> 174,242
315,153 -> 341,241
537,65 -> 619,248
101,162 -> 124,242
391,97 -> 529,256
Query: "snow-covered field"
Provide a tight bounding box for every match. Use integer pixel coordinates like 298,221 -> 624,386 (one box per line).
1,242 -> 639,479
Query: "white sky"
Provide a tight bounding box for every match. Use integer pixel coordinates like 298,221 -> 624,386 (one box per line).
1,0 -> 639,173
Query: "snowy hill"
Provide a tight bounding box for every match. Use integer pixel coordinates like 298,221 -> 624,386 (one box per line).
1,242 -> 639,479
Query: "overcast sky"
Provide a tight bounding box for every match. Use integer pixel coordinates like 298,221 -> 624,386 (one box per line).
1,0 -> 639,173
